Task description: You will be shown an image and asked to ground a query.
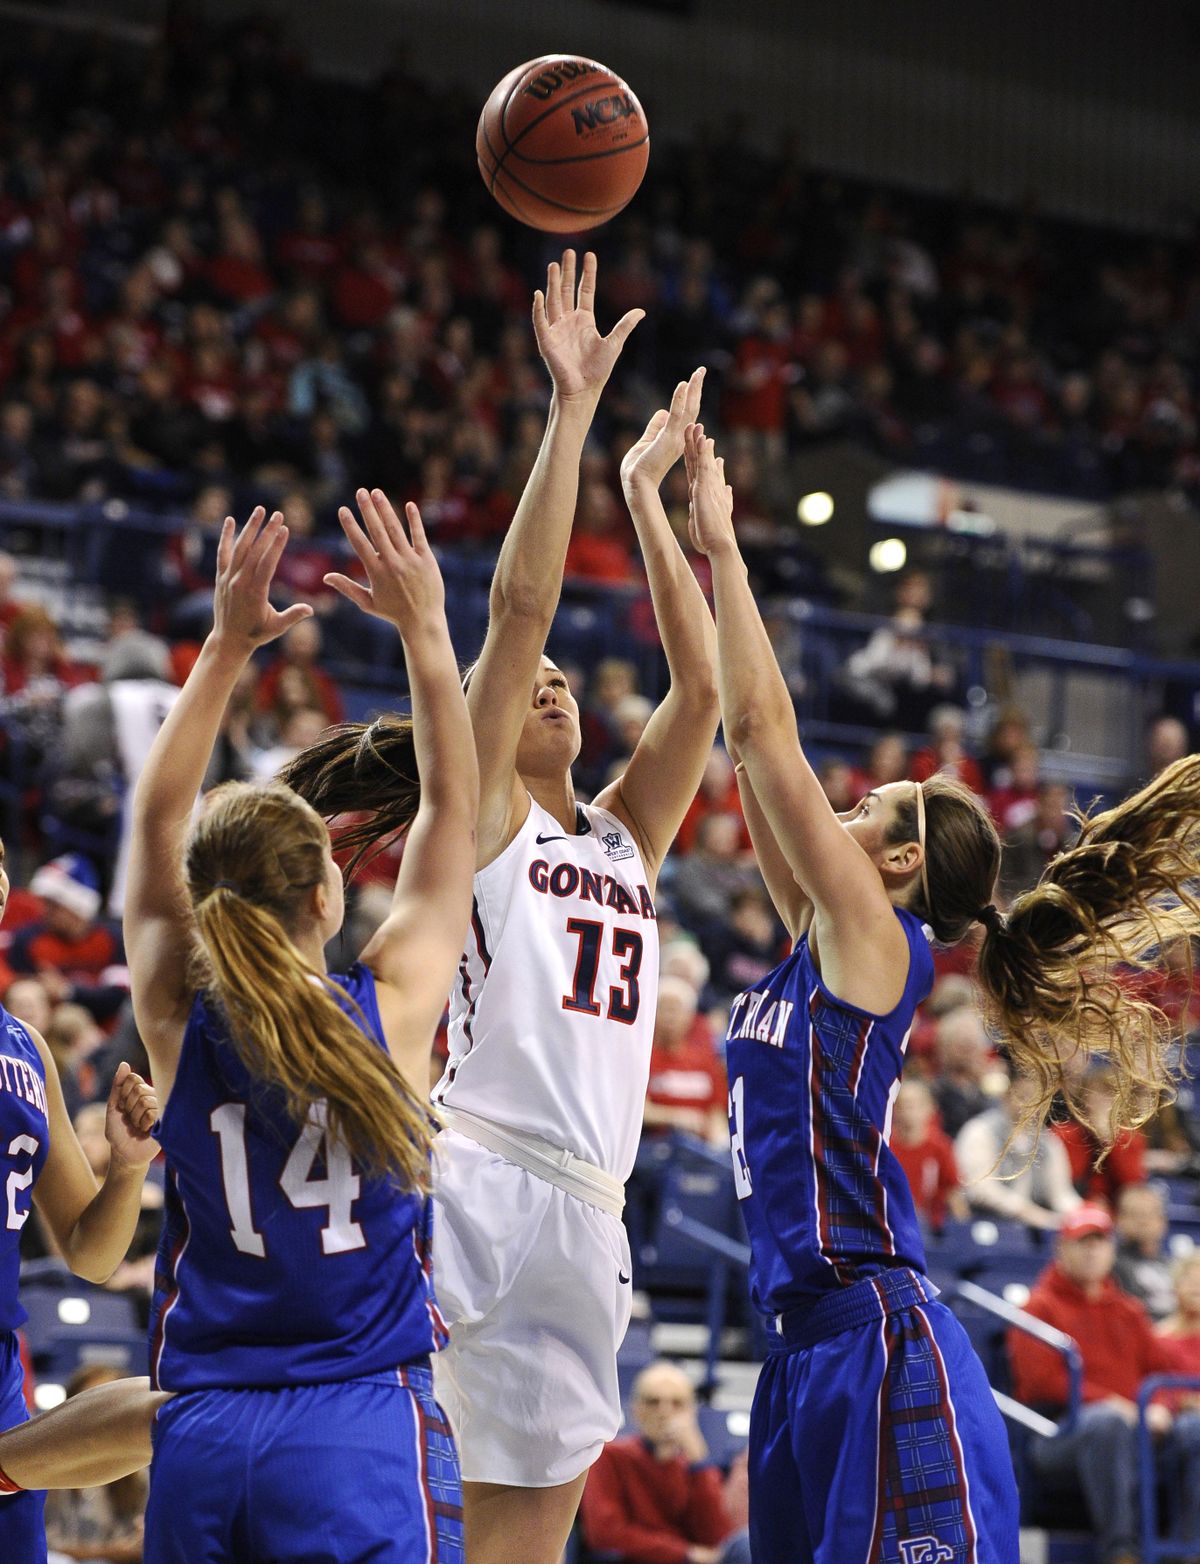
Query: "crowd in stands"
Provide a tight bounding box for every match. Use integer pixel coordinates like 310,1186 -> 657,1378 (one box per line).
2,12 -> 1200,1563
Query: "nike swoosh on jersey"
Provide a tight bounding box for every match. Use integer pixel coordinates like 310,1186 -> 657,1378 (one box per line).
618,1270 -> 631,1284
535,832 -> 570,844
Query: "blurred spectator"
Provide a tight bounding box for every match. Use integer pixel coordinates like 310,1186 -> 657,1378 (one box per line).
1158,1252 -> 1200,1396
670,815 -> 755,932
644,976 -> 727,1147
254,619 -> 344,730
908,705 -> 984,793
1000,781 -> 1076,901
987,743 -> 1041,832
1053,1066 -> 1148,1207
251,705 -> 329,780
13,854 -> 122,988
1113,1183 -> 1176,1322
890,1079 -> 968,1230
565,481 -> 636,585
44,1365 -> 147,1564
1145,714 -> 1190,782
675,747 -> 748,856
929,1006 -> 995,1138
4,975 -> 53,1037
817,757 -> 855,812
837,576 -> 955,727
581,658 -> 640,786
956,1073 -> 1081,1231
980,705 -> 1035,790
850,731 -> 909,795
580,1361 -> 748,1564
1009,1206 -> 1200,1564
703,887 -> 784,1001
0,603 -> 87,769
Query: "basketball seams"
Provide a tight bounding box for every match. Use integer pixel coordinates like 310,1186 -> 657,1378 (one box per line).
489,155 -> 634,221
506,136 -> 649,169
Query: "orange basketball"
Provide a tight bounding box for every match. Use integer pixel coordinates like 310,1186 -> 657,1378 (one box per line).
476,56 -> 649,233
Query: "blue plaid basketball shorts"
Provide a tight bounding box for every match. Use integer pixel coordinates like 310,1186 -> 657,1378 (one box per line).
749,1280 -> 1019,1563
144,1360 -> 464,1562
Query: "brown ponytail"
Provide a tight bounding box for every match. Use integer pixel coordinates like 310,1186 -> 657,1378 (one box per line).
975,754 -> 1200,1138
186,781 -> 433,1191
279,717 -> 421,878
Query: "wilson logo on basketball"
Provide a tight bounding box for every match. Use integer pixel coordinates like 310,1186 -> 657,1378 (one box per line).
572,95 -> 639,135
522,62 -> 598,101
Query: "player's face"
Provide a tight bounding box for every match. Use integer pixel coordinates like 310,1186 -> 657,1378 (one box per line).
837,781 -> 910,859
516,657 -> 581,778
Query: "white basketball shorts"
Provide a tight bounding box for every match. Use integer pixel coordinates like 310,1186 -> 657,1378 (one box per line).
431,1128 -> 634,1487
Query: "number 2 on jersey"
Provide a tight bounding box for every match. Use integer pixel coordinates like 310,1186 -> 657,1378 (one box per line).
562,919 -> 643,1024
729,1076 -> 753,1198
210,1102 -> 365,1258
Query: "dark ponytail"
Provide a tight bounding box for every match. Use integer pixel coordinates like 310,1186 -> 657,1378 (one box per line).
279,717 -> 421,877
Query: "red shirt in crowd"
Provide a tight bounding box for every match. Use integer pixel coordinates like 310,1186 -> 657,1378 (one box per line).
646,1028 -> 727,1125
1009,1262 -> 1183,1411
580,1436 -> 733,1564
675,781 -> 751,856
564,533 -> 635,585
1052,1120 -> 1147,1207
891,1125 -> 961,1228
254,660 -> 344,726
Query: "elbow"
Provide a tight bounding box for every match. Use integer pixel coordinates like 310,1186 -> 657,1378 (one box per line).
726,701 -> 790,756
489,577 -> 553,625
67,1249 -> 117,1286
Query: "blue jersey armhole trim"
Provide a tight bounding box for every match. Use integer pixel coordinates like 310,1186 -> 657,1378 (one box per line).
336,963 -> 386,1049
804,906 -> 934,1024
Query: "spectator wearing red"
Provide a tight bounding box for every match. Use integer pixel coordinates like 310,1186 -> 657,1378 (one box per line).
1158,1253 -> 1200,1410
1009,1206 -> 1200,1564
10,854 -> 121,985
909,704 -> 985,794
564,480 -> 636,585
207,217 -> 275,306
849,731 -> 909,797
1053,1067 -> 1147,1207
644,976 -> 727,1147
889,1080 -> 968,1230
580,1361 -> 746,1564
675,747 -> 749,856
722,296 -> 793,447
276,190 -> 342,283
254,618 -> 344,729
987,742 -> 1041,832
270,490 -> 337,613
1,604 -> 84,694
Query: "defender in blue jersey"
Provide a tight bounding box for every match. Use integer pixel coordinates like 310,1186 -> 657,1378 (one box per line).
119,496 -> 477,1563
685,426 -> 1021,1563
0,831 -> 159,1562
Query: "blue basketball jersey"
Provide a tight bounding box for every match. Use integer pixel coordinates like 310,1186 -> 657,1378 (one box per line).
0,1009 -> 49,1332
725,908 -> 934,1316
149,963 -> 447,1391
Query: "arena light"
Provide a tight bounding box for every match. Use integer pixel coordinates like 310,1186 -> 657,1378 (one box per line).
34,1383 -> 66,1410
868,537 -> 907,573
797,491 -> 834,526
58,1296 -> 91,1326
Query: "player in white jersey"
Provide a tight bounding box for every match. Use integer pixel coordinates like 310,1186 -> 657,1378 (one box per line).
440,253 -> 718,1562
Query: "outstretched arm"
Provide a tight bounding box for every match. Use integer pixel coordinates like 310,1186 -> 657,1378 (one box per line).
0,1377 -> 166,1490
685,426 -> 906,1007
329,490 -> 477,1095
594,369 -> 719,885
124,508 -> 313,1102
469,249 -> 643,865
32,1054 -> 158,1284
729,744 -> 812,943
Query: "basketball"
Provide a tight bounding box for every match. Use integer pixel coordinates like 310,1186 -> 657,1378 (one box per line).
476,55 -> 649,233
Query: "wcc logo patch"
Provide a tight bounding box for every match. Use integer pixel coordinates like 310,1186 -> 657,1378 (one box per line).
601,830 -> 634,863
899,1540 -> 954,1564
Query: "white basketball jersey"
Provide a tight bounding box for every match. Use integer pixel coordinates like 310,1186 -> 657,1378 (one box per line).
435,794 -> 660,1181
